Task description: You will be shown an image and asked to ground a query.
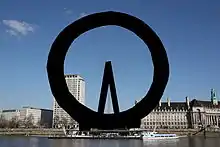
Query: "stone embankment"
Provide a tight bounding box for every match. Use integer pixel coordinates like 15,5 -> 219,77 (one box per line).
0,128 -> 219,137
0,128 -> 64,136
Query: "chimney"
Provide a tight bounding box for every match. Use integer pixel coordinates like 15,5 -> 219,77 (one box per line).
159,99 -> 161,107
167,97 -> 170,107
186,96 -> 190,109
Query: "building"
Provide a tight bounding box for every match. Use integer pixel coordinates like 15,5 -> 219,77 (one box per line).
189,89 -> 220,129
0,109 -> 20,121
52,74 -> 85,128
19,106 -> 53,128
141,97 -> 190,129
0,107 -> 53,128
141,89 -> 220,129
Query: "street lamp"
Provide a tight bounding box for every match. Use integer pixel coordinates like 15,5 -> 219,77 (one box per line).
197,109 -> 203,128
197,108 -> 206,138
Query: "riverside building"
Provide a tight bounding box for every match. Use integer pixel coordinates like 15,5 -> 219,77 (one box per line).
141,89 -> 220,129
52,74 -> 85,128
141,97 -> 189,129
189,89 -> 220,129
0,107 -> 53,128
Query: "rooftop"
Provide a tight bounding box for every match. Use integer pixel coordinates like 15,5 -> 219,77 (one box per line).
1,109 -> 20,113
22,106 -> 52,111
155,102 -> 188,110
190,99 -> 220,108
64,74 -> 84,79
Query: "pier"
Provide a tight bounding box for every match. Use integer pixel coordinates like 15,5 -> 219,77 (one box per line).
48,136 -> 141,140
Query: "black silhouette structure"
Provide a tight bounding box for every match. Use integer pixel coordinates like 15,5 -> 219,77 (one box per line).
47,11 -> 169,131
98,61 -> 119,114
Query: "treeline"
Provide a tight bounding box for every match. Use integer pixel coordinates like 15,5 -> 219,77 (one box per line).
0,114 -> 49,128
53,115 -> 77,129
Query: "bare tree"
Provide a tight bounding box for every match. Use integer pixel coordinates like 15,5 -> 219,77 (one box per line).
8,116 -> 20,128
60,117 -> 68,128
69,119 -> 77,129
0,114 -> 7,128
24,114 -> 34,128
37,119 -> 41,128
53,115 -> 60,128
37,118 -> 48,128
42,122 -> 49,128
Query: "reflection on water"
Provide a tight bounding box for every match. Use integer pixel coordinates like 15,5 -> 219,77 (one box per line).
51,139 -> 86,147
0,136 -> 49,147
143,139 -> 179,147
29,137 -> 39,147
50,139 -> 143,147
0,136 -> 220,147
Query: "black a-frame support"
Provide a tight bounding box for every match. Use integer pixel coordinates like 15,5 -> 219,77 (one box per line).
98,61 -> 120,114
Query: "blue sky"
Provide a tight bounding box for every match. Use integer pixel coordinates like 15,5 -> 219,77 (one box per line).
0,0 -> 220,112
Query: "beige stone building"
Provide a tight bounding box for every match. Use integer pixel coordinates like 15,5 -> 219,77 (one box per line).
141,89 -> 220,129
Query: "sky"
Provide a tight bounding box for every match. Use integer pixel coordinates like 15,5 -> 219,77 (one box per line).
0,0 -> 220,112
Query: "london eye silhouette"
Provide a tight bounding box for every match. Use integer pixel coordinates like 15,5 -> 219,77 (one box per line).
47,11 -> 169,131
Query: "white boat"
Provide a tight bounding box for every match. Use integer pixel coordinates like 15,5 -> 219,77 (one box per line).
142,131 -> 179,141
141,124 -> 179,141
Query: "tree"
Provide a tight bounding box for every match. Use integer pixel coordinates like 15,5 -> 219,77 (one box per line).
69,119 -> 77,129
60,117 -> 68,128
37,118 -> 48,128
53,115 -> 60,128
0,114 -> 7,128
37,119 -> 41,128
24,114 -> 34,128
43,122 -> 49,128
8,116 -> 20,128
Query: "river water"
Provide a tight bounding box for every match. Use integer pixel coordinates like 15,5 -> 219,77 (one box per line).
0,136 -> 219,147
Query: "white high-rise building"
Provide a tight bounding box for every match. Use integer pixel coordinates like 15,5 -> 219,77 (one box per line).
52,74 -> 85,128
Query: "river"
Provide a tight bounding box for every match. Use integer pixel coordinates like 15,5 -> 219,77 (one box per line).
0,136 -> 219,147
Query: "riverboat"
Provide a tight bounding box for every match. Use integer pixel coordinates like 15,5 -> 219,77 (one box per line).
141,131 -> 179,141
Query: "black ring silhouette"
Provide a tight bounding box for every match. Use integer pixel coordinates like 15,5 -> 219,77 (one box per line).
47,11 -> 169,130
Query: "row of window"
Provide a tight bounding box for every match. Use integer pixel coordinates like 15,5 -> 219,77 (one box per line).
144,119 -> 186,121
146,116 -> 186,118
143,126 -> 188,129
145,116 -> 186,119
153,109 -> 187,112
143,122 -> 188,125
147,113 -> 186,116
144,117 -> 186,120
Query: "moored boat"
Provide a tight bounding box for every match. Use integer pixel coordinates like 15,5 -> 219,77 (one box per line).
141,131 -> 179,141
141,124 -> 179,141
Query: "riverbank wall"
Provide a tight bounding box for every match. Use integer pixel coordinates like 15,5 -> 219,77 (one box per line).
0,129 -> 63,136
0,128 -> 219,137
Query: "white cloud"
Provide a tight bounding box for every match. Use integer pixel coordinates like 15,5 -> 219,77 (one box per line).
2,20 -> 35,36
64,8 -> 73,15
6,29 -> 18,36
